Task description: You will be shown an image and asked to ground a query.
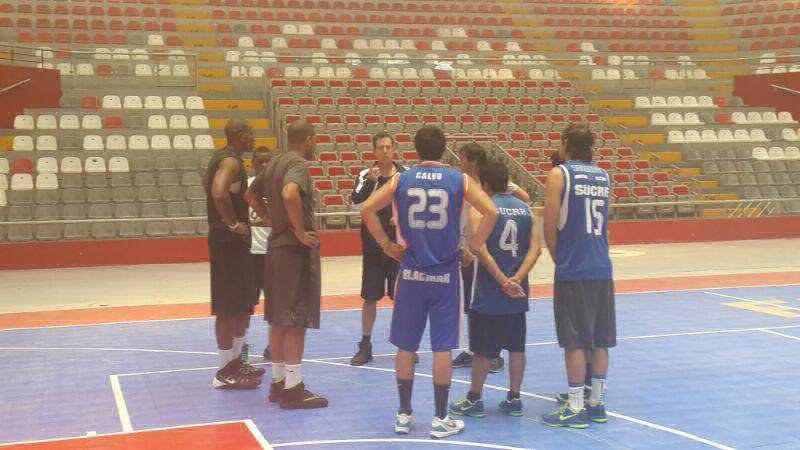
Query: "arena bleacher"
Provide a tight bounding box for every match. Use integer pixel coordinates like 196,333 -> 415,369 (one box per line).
1,0 -> 800,243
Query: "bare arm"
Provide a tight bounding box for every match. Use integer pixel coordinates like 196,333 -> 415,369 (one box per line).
244,188 -> 270,226
543,167 -> 564,263
510,209 -> 542,284
511,186 -> 531,203
360,180 -> 403,260
464,177 -> 499,253
282,182 -> 318,247
211,157 -> 248,235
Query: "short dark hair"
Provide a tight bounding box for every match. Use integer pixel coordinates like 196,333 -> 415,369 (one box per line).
224,118 -> 252,143
254,146 -> 271,154
414,126 -> 446,161
562,123 -> 594,163
372,132 -> 394,148
286,120 -> 314,146
479,161 -> 509,194
459,143 -> 488,169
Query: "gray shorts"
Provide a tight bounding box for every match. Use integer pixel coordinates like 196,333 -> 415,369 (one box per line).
264,245 -> 321,329
553,279 -> 616,349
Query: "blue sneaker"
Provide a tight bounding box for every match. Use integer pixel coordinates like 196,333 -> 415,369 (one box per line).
586,403 -> 607,423
541,403 -> 588,429
449,396 -> 486,418
499,397 -> 523,416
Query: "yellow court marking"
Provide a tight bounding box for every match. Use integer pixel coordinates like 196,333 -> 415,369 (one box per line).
723,300 -> 800,318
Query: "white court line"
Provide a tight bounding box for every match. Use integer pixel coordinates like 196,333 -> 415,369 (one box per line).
109,375 -> 133,433
305,359 -> 734,450
703,291 -> 800,311
244,419 -> 274,450
0,347 -> 217,355
272,438 -> 527,449
1,282 -> 798,332
761,329 -> 800,342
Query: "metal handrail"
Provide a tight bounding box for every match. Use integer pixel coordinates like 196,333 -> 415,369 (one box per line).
771,84 -> 800,96
0,78 -> 30,95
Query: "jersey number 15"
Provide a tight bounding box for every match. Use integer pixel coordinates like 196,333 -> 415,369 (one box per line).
584,198 -> 605,236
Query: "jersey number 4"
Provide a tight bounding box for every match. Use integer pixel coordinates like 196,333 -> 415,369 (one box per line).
407,188 -> 449,230
499,220 -> 519,257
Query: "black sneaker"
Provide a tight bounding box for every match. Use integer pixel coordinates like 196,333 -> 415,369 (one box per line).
452,351 -> 473,368
279,382 -> 329,409
489,355 -> 504,373
350,340 -> 373,366
263,346 -> 271,361
212,359 -> 262,390
241,362 -> 266,378
269,379 -> 284,403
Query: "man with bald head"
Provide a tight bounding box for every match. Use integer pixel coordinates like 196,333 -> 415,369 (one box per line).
247,120 -> 328,409
206,119 -> 265,389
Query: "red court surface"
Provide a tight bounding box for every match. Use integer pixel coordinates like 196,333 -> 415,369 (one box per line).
1,421 -> 267,450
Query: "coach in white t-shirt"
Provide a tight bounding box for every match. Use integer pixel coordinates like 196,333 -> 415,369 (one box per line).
249,146 -> 273,359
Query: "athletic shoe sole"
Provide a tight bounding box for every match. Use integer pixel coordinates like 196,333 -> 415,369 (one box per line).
430,428 -> 464,439
541,420 -> 589,429
212,377 -> 261,390
349,357 -> 373,366
449,409 -> 486,418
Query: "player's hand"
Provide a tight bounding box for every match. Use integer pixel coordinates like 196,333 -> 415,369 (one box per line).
460,251 -> 474,267
383,242 -> 405,262
503,280 -> 526,298
230,222 -> 250,236
367,166 -> 380,182
295,230 -> 320,248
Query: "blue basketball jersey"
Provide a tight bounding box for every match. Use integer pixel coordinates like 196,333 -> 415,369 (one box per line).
391,162 -> 467,269
472,193 -> 532,315
555,161 -> 613,280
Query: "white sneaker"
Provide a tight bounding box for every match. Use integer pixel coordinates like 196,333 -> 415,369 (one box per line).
430,415 -> 464,439
395,412 -> 414,434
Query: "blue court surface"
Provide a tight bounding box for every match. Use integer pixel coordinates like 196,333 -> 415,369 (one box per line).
2,284 -> 800,449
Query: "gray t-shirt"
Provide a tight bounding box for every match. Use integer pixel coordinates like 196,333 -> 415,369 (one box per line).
251,151 -> 315,248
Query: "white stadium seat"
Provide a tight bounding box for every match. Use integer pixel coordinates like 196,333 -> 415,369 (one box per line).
168,115 -> 189,129
60,157 -> 82,174
58,115 -> 79,130
10,174 -> 34,190
102,95 -> 122,109
124,96 -> 143,109
82,115 -> 102,130
173,135 -> 193,150
36,136 -> 57,151
190,115 -> 210,129
12,136 -> 34,151
151,135 -> 171,150
144,96 -> 164,110
194,135 -> 214,150
84,156 -> 106,173
106,135 -> 127,151
148,115 -> 167,129
83,135 -> 104,151
38,115 -> 58,130
109,157 -> 130,173
35,173 -> 59,190
134,64 -> 152,77
186,96 -> 204,110
752,147 -> 769,159
36,157 -> 58,174
128,135 -> 150,151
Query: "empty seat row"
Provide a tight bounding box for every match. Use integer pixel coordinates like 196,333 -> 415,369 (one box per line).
752,146 -> 800,159
663,69 -> 710,80
781,128 -> 800,141
269,78 -> 574,97
731,111 -> 796,124
146,115 -> 210,130
97,95 -> 204,110
668,129 -> 770,143
651,112 -> 704,125
278,96 -> 588,114
10,135 -> 214,152
636,96 -> 717,108
32,156 -> 130,174
14,115 -> 105,130
0,220 -> 209,242
754,65 -> 800,74
591,69 -> 640,80
1,173 -> 59,191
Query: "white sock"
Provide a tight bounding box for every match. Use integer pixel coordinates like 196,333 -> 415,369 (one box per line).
272,362 -> 286,383
218,348 -> 235,370
285,364 -> 302,389
589,377 -> 606,407
568,385 -> 585,413
232,336 -> 245,360
465,349 -> 474,356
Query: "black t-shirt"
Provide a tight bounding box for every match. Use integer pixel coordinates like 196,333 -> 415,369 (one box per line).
351,162 -> 406,254
205,147 -> 248,227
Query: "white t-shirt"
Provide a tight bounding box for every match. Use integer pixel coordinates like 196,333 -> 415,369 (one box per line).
248,176 -> 271,255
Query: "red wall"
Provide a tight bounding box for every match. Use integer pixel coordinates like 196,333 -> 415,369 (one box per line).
0,64 -> 62,129
1,217 -> 798,270
733,72 -> 800,121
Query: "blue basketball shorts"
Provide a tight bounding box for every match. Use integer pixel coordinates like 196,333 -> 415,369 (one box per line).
389,262 -> 462,352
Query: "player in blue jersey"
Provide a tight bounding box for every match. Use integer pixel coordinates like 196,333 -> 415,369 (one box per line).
449,162 -> 541,419
541,124 -> 616,428
360,126 -> 498,439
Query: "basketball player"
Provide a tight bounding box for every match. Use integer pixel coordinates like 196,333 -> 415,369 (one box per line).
360,126 -> 498,438
207,119 -> 264,389
245,146 -> 273,361
541,124 -> 616,428
452,143 -> 531,372
449,161 -> 541,418
247,120 -> 328,409
349,132 -> 406,366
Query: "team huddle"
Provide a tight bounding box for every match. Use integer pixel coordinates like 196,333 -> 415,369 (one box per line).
205,119 -> 616,438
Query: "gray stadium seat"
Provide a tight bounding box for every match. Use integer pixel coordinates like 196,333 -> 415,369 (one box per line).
161,186 -> 185,202
61,189 -> 85,204
35,205 -> 60,221
88,188 -> 111,204
158,172 -> 180,186
8,191 -> 34,205
720,161 -> 737,173
753,161 -> 771,173
774,173 -> 792,185
166,202 -> 189,217
134,173 -> 156,186
200,155 -> 212,169
197,221 -> 209,235
61,174 -> 84,189
131,158 -> 153,172
190,200 -> 206,216
110,173 -> 132,187
770,161 -> 787,172
181,172 -> 202,186
780,185 -> 798,197
91,222 -> 117,239
720,149 -> 736,160
762,186 -> 780,198
138,186 -> 161,202
35,224 -> 61,241
7,224 -> 33,242
721,174 -> 739,186
702,162 -> 719,174
35,190 -> 60,205
141,202 -> 164,218
62,204 -> 87,220
757,173 -> 775,185
118,221 -> 144,237
185,186 -> 206,201
155,157 -> 176,171
86,173 -> 108,188
146,221 -> 171,236
112,187 -> 137,203
172,220 -> 196,236
115,203 -> 139,218
177,156 -> 199,171
8,206 -> 33,221
736,161 -> 754,173
739,173 -> 757,186
62,222 -> 89,240
88,203 -> 113,219
743,187 -> 762,199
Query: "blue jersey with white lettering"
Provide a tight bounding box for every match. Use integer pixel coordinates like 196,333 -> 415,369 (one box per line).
555,161 -> 613,280
472,193 -> 532,315
391,162 -> 467,269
